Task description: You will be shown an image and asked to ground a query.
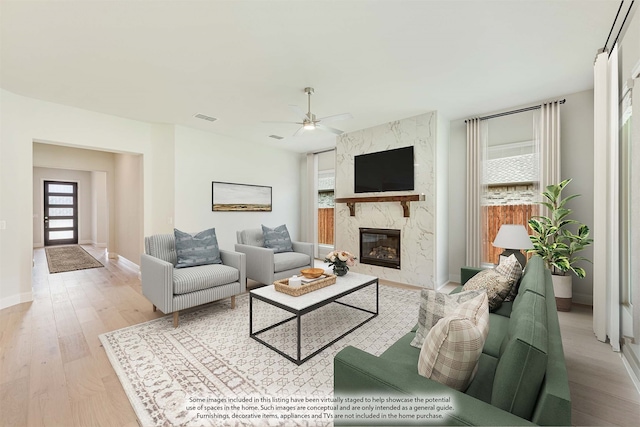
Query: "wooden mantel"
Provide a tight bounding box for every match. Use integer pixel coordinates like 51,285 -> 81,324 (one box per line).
335,194 -> 425,218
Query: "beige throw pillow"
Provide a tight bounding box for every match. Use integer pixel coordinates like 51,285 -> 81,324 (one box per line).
418,294 -> 489,391
410,289 -> 484,349
496,254 -> 523,302
463,269 -> 513,311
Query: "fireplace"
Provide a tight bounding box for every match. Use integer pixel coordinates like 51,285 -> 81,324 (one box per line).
359,228 -> 401,269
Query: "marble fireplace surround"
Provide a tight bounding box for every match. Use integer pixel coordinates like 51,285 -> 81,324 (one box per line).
335,112 -> 436,289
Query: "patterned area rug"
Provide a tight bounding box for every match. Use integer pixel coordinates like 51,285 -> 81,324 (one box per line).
100,284 -> 420,426
45,245 -> 104,274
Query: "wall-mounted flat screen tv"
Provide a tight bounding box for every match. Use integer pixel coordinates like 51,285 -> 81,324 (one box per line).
354,146 -> 414,193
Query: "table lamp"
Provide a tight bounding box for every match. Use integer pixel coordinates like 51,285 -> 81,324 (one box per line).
492,224 -> 534,268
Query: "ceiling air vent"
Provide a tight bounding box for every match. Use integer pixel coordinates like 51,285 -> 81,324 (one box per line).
269,135 -> 284,140
194,113 -> 217,122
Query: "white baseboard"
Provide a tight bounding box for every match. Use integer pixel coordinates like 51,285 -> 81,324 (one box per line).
621,348 -> 640,395
436,280 -> 451,291
107,251 -> 119,260
116,255 -> 140,272
572,291 -> 593,306
449,273 -> 461,285
0,291 -> 33,310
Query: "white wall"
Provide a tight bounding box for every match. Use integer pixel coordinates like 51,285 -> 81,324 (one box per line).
173,125 -> 303,251
32,167 -> 93,247
448,89 -> 595,304
436,113 -> 449,288
91,171 -> 108,247
149,124 -> 176,234
0,89 -> 163,309
114,153 -> 144,264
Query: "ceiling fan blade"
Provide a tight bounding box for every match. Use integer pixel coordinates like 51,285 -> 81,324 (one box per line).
316,124 -> 344,135
318,112 -> 353,123
293,126 -> 306,137
289,105 -> 309,121
262,120 -> 303,125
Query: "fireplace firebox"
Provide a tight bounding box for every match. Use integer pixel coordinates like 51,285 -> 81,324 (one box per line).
359,228 -> 401,269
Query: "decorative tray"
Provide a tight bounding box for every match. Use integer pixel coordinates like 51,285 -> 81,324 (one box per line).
273,274 -> 337,297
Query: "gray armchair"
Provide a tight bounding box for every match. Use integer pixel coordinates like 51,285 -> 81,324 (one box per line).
235,228 -> 313,285
141,233 -> 246,327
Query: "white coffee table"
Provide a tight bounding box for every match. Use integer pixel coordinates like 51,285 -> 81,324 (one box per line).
249,272 -> 378,365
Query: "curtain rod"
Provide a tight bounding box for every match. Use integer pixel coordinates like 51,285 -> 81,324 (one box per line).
604,1 -> 625,52
608,0 -> 635,58
464,99 -> 566,123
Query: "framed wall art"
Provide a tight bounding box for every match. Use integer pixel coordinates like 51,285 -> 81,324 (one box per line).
212,181 -> 272,212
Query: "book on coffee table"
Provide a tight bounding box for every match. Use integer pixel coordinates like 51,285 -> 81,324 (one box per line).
300,275 -> 327,284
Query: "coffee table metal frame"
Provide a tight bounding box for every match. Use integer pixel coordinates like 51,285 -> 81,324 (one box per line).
249,274 -> 379,365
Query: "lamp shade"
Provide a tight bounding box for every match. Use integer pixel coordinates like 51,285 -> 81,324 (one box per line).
492,224 -> 534,250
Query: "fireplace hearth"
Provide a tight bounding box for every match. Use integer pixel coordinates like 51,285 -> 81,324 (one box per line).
360,228 -> 401,269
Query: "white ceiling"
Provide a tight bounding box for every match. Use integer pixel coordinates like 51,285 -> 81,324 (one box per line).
0,1 -> 618,153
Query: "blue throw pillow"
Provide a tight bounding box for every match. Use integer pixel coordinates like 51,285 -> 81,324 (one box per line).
174,228 -> 222,268
261,224 -> 293,253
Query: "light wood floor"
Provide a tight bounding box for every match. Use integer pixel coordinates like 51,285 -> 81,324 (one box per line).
0,246 -> 638,426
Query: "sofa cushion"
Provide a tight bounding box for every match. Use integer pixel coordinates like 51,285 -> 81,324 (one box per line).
380,332 -> 421,366
262,224 -> 293,253
483,313 -> 511,358
146,233 -> 178,265
417,308 -> 486,391
492,300 -> 514,318
465,352 -> 499,403
410,289 -> 485,349
462,269 -> 512,311
491,290 -> 548,420
173,264 -> 239,295
174,228 -> 222,268
517,256 -> 546,298
273,252 -> 311,273
237,228 -> 264,247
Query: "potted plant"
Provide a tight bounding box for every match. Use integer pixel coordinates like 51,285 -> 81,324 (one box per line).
527,179 -> 593,311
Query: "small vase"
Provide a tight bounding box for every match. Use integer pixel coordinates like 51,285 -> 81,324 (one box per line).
333,265 -> 349,276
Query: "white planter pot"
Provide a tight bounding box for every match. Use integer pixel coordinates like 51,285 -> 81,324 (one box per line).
551,274 -> 572,312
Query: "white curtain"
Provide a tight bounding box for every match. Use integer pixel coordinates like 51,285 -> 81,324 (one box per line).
466,118 -> 487,267
593,46 -> 621,350
632,76 -> 640,343
535,102 -> 561,196
304,153 -> 319,258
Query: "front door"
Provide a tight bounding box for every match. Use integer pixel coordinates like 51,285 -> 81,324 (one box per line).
44,181 -> 78,246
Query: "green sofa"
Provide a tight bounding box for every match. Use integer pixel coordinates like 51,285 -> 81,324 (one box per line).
333,256 -> 571,426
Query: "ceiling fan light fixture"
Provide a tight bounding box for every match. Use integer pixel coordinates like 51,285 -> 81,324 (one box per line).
303,122 -> 316,130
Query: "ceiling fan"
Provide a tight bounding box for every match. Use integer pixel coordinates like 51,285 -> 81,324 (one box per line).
267,87 -> 352,137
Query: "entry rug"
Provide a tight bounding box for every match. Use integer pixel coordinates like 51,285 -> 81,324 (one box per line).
45,244 -> 104,274
99,285 -> 420,426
